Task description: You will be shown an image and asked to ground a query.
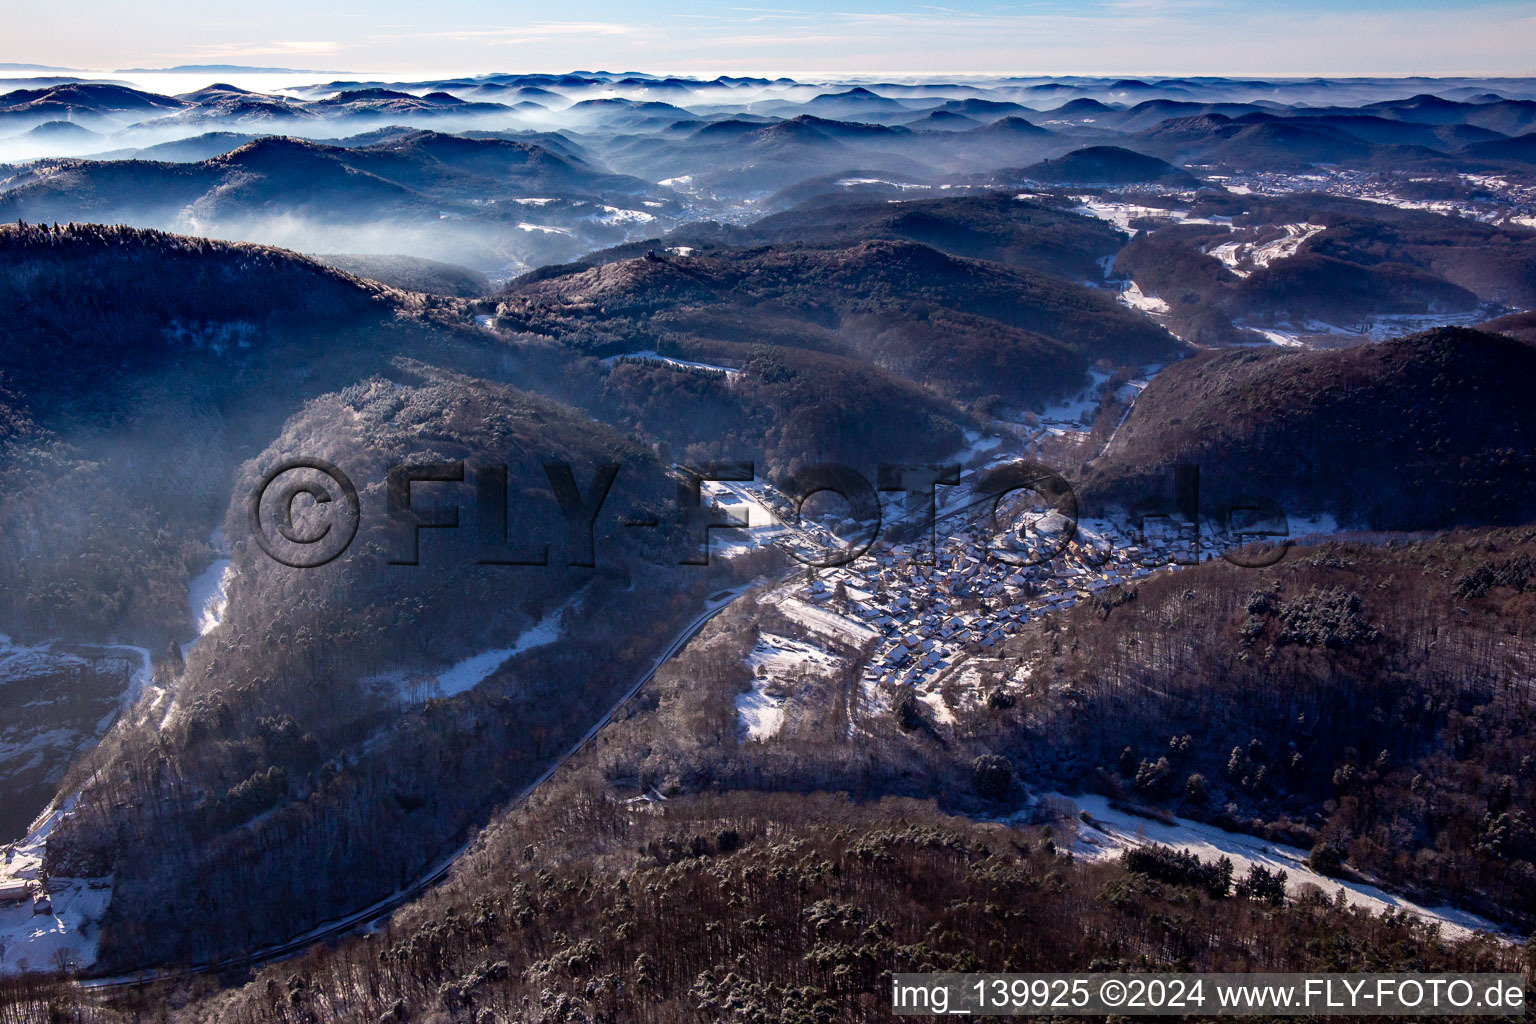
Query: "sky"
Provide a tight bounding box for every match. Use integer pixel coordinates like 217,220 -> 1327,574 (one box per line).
4,0 -> 1536,78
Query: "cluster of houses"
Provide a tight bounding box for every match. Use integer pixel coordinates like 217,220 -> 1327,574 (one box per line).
792,515 -> 1196,695
711,471 -> 1249,707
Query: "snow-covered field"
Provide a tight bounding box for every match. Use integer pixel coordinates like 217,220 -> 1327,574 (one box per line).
1052,793 -> 1509,942
836,177 -> 931,190
1031,367 -> 1113,434
747,632 -> 839,677
593,205 -> 656,225
734,599 -> 862,740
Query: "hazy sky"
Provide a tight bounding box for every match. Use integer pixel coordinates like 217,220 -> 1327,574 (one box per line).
6,0 -> 1536,78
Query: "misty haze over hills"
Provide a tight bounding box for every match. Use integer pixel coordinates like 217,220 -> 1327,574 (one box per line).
1,71 -> 1535,278
1,63 -> 1535,1019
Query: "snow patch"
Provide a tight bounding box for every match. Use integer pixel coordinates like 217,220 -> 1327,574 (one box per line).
735,686 -> 785,741
1205,223 -> 1324,278
603,350 -> 738,376
187,558 -> 233,640
593,205 -> 656,225
1117,279 -> 1170,314
412,600 -> 573,701
0,796 -> 112,974
1055,793 -> 1510,942
1071,198 -> 1224,236
778,598 -> 878,645
0,640 -> 152,974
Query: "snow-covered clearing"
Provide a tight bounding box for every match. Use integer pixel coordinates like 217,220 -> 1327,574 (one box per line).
735,686 -> 784,741
1071,198 -> 1229,237
835,178 -> 930,190
747,632 -> 839,676
738,628 -> 842,742
187,557 -> 232,642
777,598 -> 878,645
1240,308 -> 1491,347
1053,793 -> 1509,942
594,205 -> 656,225
1027,367 -> 1115,435
603,350 -> 739,376
918,690 -> 956,725
1285,512 -> 1342,543
1251,328 -> 1306,348
1117,279 -> 1169,314
516,223 -> 573,235
414,599 -> 574,701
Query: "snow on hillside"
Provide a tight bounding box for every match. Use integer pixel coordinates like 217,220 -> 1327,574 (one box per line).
735,684 -> 785,741
1238,308 -> 1490,347
1205,223 -> 1324,278
0,645 -> 152,975
1117,279 -> 1170,313
777,597 -> 878,645
393,598 -> 577,703
1053,792 -> 1510,942
1071,197 -> 1230,236
0,797 -> 113,975
185,529 -> 234,659
602,350 -> 740,376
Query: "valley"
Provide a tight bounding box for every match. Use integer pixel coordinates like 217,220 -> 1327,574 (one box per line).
0,63 -> 1533,1021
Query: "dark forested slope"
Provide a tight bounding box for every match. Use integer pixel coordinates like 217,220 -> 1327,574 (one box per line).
1085,328 -> 1536,530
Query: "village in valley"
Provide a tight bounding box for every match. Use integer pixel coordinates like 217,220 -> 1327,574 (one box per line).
703,431 -> 1298,743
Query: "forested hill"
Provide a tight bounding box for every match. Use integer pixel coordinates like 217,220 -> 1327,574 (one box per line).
1084,326 -> 1536,530
0,222 -> 483,642
494,238 -> 1185,474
